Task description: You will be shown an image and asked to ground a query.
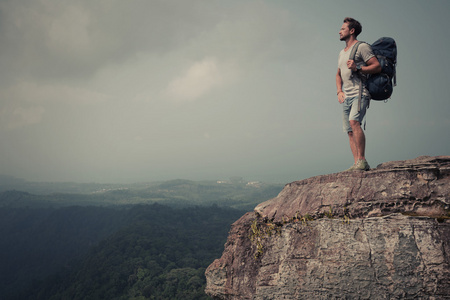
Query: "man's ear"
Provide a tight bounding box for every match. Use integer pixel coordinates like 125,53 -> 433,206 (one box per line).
350,28 -> 355,35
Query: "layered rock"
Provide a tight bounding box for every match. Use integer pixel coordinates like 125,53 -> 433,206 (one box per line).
205,156 -> 450,299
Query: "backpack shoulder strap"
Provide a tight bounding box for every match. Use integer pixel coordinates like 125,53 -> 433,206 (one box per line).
348,41 -> 365,112
349,41 -> 364,79
349,41 -> 364,61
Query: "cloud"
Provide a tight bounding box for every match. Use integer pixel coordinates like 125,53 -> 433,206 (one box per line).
0,81 -> 108,130
163,57 -> 234,102
156,1 -> 302,104
46,3 -> 91,55
184,1 -> 300,65
0,104 -> 45,130
0,0 -> 219,81
0,0 -> 94,80
1,81 -> 109,105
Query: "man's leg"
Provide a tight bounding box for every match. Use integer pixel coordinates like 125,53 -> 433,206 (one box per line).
349,120 -> 370,170
349,120 -> 365,161
347,131 -> 358,164
342,96 -> 369,171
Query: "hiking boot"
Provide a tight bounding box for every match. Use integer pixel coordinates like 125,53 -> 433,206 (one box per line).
355,159 -> 370,171
344,163 -> 357,172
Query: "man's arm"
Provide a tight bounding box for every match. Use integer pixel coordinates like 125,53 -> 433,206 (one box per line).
348,56 -> 381,74
336,68 -> 345,104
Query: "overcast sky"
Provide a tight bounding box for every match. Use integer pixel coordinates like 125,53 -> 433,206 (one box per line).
0,0 -> 449,184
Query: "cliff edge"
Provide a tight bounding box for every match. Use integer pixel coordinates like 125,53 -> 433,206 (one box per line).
205,156 -> 450,299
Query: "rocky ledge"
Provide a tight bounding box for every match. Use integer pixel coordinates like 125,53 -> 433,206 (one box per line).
205,156 -> 450,299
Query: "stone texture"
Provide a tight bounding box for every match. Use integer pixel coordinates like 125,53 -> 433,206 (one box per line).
255,155 -> 450,222
205,156 -> 450,299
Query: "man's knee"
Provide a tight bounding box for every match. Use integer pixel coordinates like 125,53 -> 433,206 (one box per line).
349,120 -> 361,129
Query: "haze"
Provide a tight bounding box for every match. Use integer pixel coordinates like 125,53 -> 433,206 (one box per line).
1,0 -> 449,183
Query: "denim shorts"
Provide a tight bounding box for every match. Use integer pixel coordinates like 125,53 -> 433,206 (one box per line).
342,96 -> 369,133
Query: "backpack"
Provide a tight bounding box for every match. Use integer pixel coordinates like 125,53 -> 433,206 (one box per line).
350,37 -> 397,101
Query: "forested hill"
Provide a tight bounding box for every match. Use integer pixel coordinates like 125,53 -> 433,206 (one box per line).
2,203 -> 244,300
0,178 -> 283,299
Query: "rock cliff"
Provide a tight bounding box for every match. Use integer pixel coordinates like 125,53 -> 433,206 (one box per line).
205,156 -> 450,299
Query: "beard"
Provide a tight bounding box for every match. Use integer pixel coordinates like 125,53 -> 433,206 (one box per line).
340,33 -> 349,41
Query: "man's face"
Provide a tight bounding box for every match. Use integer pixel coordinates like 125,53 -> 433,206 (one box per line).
339,23 -> 352,41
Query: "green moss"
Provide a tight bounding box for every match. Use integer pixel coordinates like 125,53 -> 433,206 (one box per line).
248,217 -> 282,259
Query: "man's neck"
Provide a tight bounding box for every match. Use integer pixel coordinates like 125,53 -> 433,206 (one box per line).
345,36 -> 358,50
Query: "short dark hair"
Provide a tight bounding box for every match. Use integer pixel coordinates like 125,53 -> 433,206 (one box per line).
344,17 -> 362,37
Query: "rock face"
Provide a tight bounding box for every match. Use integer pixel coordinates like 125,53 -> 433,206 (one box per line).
205,156 -> 450,299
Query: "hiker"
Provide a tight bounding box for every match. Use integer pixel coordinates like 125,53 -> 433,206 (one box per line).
336,17 -> 381,171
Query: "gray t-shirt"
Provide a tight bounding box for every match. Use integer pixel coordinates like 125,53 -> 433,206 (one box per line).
338,42 -> 375,98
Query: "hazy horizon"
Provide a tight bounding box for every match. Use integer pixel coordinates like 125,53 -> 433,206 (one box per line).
1,0 -> 449,184
0,173 -> 280,185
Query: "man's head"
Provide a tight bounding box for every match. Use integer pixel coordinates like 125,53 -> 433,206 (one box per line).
340,17 -> 362,41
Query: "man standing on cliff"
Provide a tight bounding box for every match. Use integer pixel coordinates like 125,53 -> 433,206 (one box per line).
336,17 -> 381,171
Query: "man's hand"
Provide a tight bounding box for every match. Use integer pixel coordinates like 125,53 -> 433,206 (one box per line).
347,57 -> 381,74
347,59 -> 357,72
337,91 -> 345,104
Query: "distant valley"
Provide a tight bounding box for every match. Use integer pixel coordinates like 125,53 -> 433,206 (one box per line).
0,176 -> 283,299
